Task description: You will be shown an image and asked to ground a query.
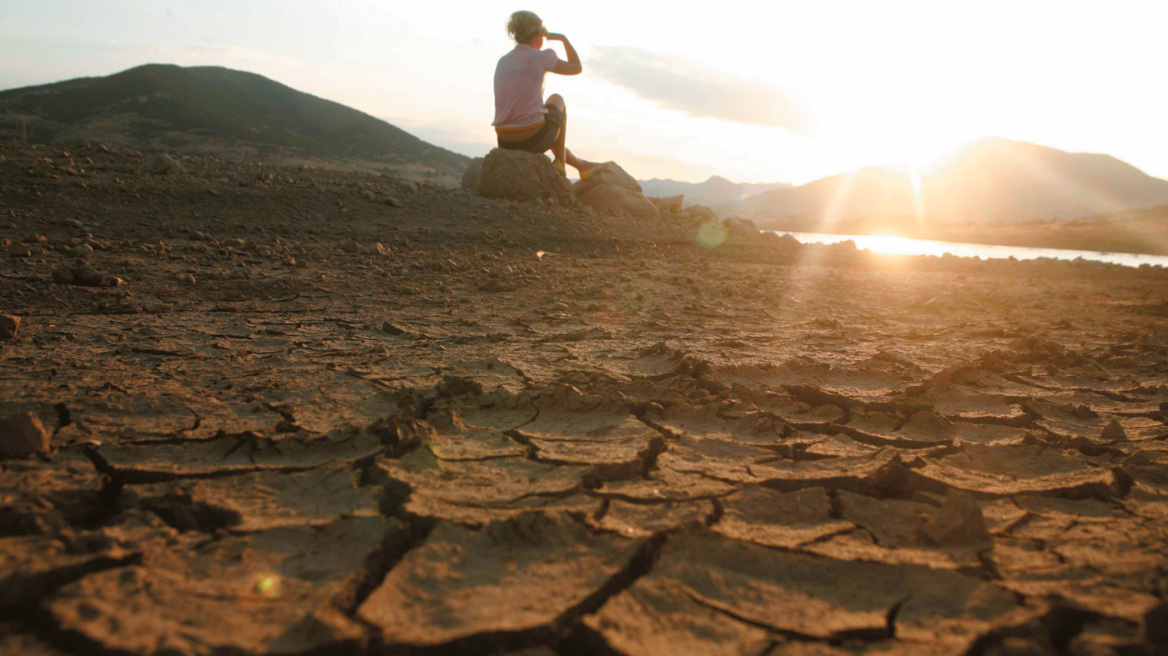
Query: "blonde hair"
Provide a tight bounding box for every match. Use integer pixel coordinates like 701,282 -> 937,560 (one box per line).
507,11 -> 544,44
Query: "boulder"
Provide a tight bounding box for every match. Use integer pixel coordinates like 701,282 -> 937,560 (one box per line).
150,154 -> 182,176
461,157 -> 484,194
723,217 -> 760,236
0,411 -> 50,459
476,149 -> 574,205
649,195 -> 684,213
679,205 -> 718,223
572,162 -> 659,219
0,314 -> 19,339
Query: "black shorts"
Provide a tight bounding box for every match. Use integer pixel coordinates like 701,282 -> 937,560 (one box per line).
497,104 -> 564,154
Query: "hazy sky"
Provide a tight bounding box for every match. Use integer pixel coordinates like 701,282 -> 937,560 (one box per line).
2,0 -> 1165,184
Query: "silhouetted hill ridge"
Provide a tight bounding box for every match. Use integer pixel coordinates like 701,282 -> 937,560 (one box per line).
0,64 -> 469,176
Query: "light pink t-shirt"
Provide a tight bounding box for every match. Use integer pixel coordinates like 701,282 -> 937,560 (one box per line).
492,44 -> 559,129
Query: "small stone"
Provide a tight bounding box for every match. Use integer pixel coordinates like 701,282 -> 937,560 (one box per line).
341,239 -> 360,253
0,314 -> 19,339
8,243 -> 30,257
189,230 -> 208,241
1101,419 -> 1127,441
52,267 -> 75,284
921,491 -> 991,548
70,243 -> 93,259
382,322 -> 406,336
384,196 -> 403,208
375,242 -> 392,256
0,411 -> 51,458
150,153 -> 182,175
72,265 -> 105,286
222,238 -> 245,249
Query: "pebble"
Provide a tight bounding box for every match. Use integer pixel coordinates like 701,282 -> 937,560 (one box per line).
1101,419 -> 1127,441
341,240 -> 361,253
70,243 -> 94,259
0,411 -> 50,459
8,243 -> 30,257
0,314 -> 20,339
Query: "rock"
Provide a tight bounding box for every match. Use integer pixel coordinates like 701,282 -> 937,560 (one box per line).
723,217 -> 760,236
0,411 -> 51,458
476,149 -> 574,205
69,244 -> 93,259
1146,603 -> 1168,646
383,196 -> 403,208
8,243 -> 30,258
0,314 -> 19,339
680,204 -> 718,222
649,195 -> 684,213
1101,419 -> 1127,441
149,153 -> 181,175
71,265 -> 121,287
920,491 -> 992,548
572,162 -> 659,219
340,239 -> 361,253
461,157 -> 484,194
52,266 -> 75,284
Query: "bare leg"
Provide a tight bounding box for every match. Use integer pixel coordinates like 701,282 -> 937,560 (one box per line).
546,95 -> 567,169
546,95 -> 597,176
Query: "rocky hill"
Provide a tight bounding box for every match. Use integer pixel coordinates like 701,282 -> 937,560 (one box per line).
0,64 -> 470,183
735,138 -> 1168,229
638,175 -> 790,210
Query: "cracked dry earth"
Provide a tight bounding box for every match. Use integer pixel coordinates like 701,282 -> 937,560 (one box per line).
2,143 -> 1168,656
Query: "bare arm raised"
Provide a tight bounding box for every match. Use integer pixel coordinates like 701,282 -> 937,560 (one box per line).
546,33 -> 582,76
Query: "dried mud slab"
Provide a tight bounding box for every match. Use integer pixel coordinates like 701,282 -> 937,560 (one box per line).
592,467 -> 739,503
357,512 -> 646,649
0,534 -> 140,611
712,486 -> 853,549
647,404 -> 790,446
801,491 -> 984,570
88,431 -> 383,482
378,454 -> 599,524
129,464 -> 380,532
595,499 -> 715,537
511,411 -> 662,480
47,516 -> 394,656
1,453 -> 105,535
580,576 -> 773,656
907,444 -> 1119,498
586,529 -> 1019,650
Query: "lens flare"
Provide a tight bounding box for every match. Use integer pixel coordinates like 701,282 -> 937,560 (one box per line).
695,219 -> 728,249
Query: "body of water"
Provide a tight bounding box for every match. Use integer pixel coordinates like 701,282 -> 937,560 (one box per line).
771,232 -> 1168,269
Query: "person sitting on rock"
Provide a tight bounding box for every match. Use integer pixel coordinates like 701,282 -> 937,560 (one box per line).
492,10 -> 596,178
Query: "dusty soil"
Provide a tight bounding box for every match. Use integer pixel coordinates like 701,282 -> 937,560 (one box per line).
2,143 -> 1168,656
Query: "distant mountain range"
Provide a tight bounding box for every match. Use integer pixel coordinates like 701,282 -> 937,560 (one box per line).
638,176 -> 791,210
732,138 -> 1168,230
0,64 -> 469,180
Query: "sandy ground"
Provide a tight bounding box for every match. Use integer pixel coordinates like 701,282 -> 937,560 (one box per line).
2,143 -> 1168,655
